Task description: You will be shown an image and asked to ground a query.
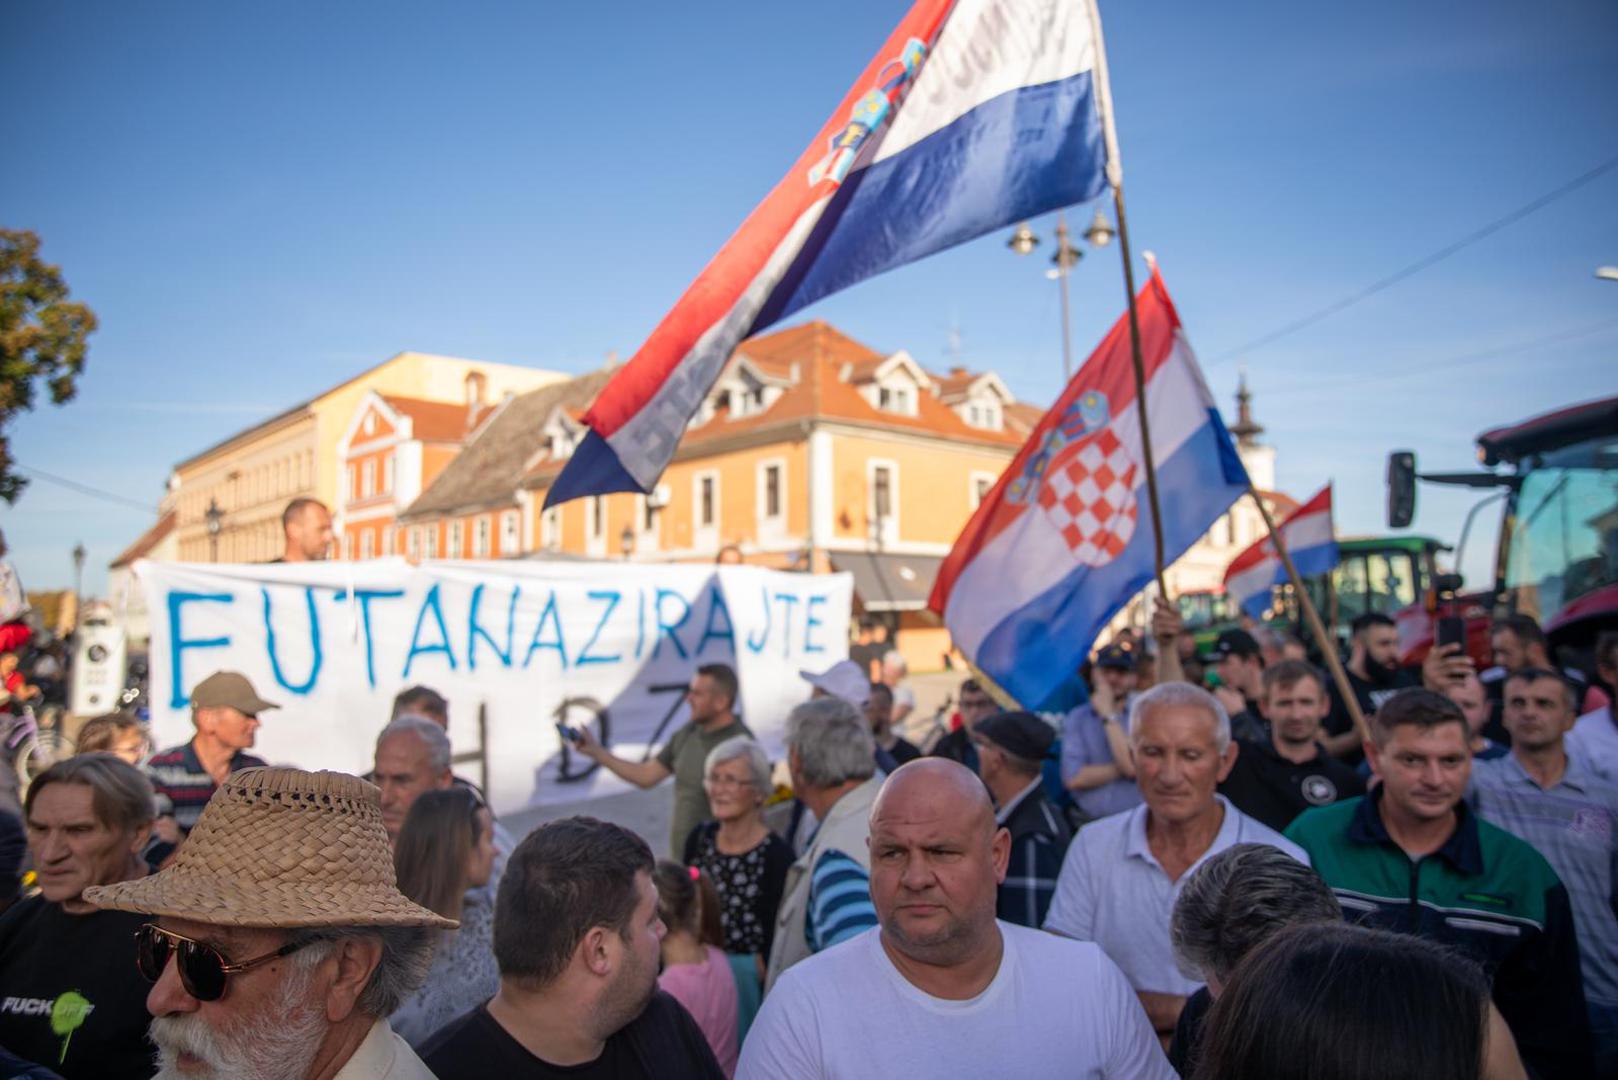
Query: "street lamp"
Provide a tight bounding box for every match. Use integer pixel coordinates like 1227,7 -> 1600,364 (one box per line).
1007,206 -> 1117,382
619,524 -> 635,561
205,498 -> 224,562
71,542 -> 86,634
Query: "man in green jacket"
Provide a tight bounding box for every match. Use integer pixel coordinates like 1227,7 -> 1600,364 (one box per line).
1286,688 -> 1592,1079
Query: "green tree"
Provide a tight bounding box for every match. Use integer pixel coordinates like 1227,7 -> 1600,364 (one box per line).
0,229 -> 98,502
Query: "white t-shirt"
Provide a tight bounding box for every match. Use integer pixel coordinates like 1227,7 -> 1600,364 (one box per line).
735,923 -> 1173,1079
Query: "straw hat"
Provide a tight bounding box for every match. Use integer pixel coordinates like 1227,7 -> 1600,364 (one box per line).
84,767 -> 456,929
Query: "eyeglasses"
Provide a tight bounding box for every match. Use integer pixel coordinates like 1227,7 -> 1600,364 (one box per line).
135,923 -> 314,1002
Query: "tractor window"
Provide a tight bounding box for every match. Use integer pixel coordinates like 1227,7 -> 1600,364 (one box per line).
1504,436 -> 1618,622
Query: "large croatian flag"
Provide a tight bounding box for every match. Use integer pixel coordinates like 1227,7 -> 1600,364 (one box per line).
547,0 -> 1110,504
1223,485 -> 1338,619
929,269 -> 1250,709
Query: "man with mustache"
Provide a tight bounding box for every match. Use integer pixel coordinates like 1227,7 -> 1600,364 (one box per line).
1323,612 -> 1418,763
738,759 -> 1172,1078
1287,688 -> 1594,1079
85,767 -> 451,1080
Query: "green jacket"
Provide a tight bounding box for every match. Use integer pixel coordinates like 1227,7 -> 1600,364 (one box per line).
1286,789 -> 1592,1078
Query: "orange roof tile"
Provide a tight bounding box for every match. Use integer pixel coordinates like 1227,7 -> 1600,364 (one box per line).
380,395 -> 475,443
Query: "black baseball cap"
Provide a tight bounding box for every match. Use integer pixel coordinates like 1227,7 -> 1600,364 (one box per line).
1094,643 -> 1136,671
974,710 -> 1056,762
1210,629 -> 1261,661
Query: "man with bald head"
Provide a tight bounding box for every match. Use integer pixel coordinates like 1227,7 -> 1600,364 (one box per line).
737,759 -> 1172,1079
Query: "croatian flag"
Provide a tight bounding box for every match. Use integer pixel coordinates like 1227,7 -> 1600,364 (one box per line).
1223,485 -> 1338,620
929,269 -> 1249,710
547,0 -> 1111,504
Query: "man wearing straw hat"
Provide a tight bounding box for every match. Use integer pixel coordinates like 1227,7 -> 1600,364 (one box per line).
85,767 -> 453,1080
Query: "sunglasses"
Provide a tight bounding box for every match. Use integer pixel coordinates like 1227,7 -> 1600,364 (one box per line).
135,923 -> 315,1002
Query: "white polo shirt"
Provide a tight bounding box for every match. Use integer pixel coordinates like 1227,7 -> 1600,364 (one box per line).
737,923 -> 1173,1079
1043,795 -> 1308,996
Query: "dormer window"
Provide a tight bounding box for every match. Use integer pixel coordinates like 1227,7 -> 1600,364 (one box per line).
549,430 -> 576,460
879,385 -> 912,415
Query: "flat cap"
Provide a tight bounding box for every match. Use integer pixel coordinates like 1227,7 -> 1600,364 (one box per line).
975,710 -> 1055,762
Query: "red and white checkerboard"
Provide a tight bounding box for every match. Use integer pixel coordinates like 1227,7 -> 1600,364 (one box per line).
1035,427 -> 1139,566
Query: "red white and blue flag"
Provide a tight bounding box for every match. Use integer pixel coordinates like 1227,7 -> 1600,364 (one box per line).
929,269 -> 1250,709
1223,485 -> 1338,620
547,0 -> 1113,505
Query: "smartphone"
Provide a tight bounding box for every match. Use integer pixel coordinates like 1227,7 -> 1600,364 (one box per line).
555,723 -> 583,745
1436,616 -> 1465,651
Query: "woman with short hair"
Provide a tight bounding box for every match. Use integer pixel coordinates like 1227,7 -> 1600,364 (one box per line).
389,786 -> 499,1046
682,736 -> 792,960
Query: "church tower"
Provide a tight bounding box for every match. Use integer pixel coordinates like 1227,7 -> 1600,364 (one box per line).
1230,370 -> 1275,492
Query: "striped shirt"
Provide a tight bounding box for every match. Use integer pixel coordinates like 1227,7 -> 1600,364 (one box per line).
146,740 -> 267,831
805,848 -> 877,954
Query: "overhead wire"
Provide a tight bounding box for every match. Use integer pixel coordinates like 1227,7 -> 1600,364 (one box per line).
12,464 -> 159,514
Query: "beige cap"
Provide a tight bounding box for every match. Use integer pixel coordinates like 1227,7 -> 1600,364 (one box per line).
84,767 -> 456,929
190,671 -> 280,716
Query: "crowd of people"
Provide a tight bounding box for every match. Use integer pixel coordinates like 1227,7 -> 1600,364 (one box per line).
0,501 -> 1614,1077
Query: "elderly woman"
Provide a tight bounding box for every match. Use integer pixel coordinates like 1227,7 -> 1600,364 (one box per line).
683,736 -> 793,961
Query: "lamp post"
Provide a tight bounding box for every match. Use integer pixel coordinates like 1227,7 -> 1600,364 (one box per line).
1007,207 -> 1116,383
71,542 -> 86,634
205,498 -> 224,562
619,524 -> 635,562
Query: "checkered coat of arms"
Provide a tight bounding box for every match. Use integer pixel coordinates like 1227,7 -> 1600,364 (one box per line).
1005,390 -> 1139,567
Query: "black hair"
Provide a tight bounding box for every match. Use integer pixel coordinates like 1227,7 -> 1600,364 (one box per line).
1372,687 -> 1467,743
1491,613 -> 1546,648
392,685 -> 449,724
1350,612 -> 1396,636
695,663 -> 739,710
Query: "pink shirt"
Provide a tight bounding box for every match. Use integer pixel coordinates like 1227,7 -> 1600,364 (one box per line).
657,944 -> 739,1077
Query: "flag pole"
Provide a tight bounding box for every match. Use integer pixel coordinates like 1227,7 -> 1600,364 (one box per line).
1084,0 -> 1167,598
1248,490 -> 1372,746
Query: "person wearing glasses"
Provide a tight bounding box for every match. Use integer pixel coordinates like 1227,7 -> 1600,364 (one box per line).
84,766 -> 453,1080
0,754 -> 158,1077
682,737 -> 792,962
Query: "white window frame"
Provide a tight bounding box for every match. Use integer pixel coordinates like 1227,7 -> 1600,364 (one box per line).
446,521 -> 463,559
382,454 -> 395,494
500,510 -> 520,555
361,459 -> 376,498
424,526 -> 438,559
407,527 -> 421,560
867,459 -> 899,547
473,516 -> 492,558
359,529 -> 375,559
638,493 -> 660,551
586,496 -> 607,558
968,470 -> 997,511
757,458 -> 787,537
383,527 -> 395,557
542,505 -> 562,551
693,469 -> 720,549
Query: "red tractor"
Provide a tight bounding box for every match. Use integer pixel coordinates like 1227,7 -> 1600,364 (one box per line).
1388,394 -> 1618,676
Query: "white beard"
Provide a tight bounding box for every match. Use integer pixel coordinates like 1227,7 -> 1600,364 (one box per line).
149,962 -> 330,1080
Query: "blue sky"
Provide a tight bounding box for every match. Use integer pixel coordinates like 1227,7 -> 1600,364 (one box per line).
3,0 -> 1615,595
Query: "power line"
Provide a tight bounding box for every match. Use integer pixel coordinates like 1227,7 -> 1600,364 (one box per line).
1210,152 -> 1618,363
14,464 -> 159,514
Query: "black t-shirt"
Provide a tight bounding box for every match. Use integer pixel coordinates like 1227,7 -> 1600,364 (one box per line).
1168,984 -> 1212,1077
1219,737 -> 1367,833
887,737 -> 922,766
1325,667 -> 1419,763
421,993 -> 724,1080
0,897 -> 156,1079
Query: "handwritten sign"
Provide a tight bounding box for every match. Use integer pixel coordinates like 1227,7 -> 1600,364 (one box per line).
137,559 -> 853,812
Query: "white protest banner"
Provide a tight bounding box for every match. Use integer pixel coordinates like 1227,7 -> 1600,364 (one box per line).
138,558 -> 852,814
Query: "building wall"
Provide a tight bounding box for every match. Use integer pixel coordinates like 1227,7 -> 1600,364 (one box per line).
825,429 -> 1013,550
173,414 -> 317,562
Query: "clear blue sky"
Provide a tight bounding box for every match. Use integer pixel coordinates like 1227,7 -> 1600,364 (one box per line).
4,0 -> 1615,595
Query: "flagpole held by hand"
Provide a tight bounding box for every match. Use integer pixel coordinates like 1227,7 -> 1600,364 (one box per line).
1248,489 -> 1373,746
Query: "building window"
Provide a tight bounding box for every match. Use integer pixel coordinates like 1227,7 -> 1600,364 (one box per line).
696,473 -> 718,530
969,472 -> 996,510
473,516 -> 491,558
425,527 -> 439,559
447,521 -> 463,558
878,385 -> 912,415
343,466 -> 355,503
361,459 -> 376,498
383,527 -> 395,556
543,506 -> 562,550
359,530 -> 375,559
869,460 -> 898,545
500,510 -> 519,554
762,463 -> 782,519
382,454 -> 395,494
407,527 -> 420,560
589,497 -> 606,540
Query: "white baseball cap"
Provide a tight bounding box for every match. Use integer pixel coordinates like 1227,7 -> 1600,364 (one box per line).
799,659 -> 872,707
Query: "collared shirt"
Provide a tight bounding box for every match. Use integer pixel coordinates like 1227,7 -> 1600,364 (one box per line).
1471,746 -> 1618,1007
1044,796 -> 1307,995
334,1018 -> 435,1080
146,740 -> 268,830
1058,703 -> 1142,821
1286,788 -> 1594,1078
1572,706 -> 1618,782
996,778 -> 1073,928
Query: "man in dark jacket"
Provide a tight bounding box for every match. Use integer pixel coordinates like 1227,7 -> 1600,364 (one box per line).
972,711 -> 1072,927
1286,688 -> 1592,1078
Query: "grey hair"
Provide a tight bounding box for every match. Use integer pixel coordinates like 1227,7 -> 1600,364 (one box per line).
376,716 -> 451,773
1170,843 -> 1341,984
881,649 -> 907,674
286,925 -> 435,1016
704,736 -> 773,795
1128,681 -> 1232,752
785,697 -> 876,788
